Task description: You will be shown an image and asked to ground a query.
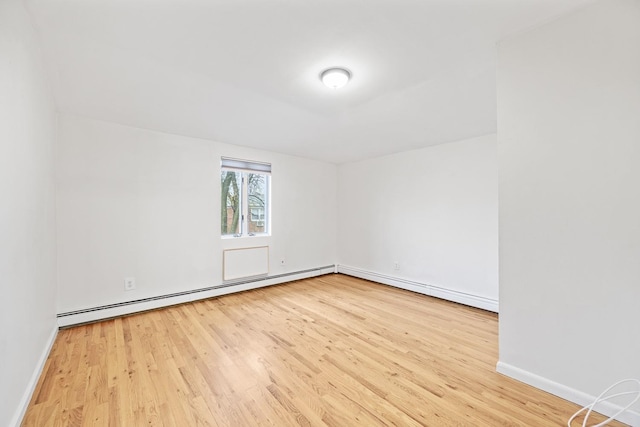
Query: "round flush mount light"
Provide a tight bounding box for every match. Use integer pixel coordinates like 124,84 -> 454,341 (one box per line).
320,67 -> 351,89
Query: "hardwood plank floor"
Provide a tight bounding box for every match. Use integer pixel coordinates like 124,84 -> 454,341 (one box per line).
23,274 -> 625,426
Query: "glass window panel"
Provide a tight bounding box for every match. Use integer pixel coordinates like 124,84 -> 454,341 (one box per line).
221,170 -> 242,236
247,173 -> 268,234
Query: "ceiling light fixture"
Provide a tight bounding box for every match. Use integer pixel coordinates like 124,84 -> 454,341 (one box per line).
320,67 -> 351,89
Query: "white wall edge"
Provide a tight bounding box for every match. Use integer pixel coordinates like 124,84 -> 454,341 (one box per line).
57,266 -> 335,328
337,265 -> 498,313
11,324 -> 58,427
496,361 -> 640,426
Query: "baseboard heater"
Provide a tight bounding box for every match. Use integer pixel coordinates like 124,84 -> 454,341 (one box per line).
57,264 -> 335,327
337,264 -> 499,313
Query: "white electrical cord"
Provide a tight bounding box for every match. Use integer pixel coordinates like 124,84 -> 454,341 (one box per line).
567,379 -> 640,427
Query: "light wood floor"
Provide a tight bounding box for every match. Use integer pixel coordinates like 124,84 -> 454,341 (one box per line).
23,274 -> 624,426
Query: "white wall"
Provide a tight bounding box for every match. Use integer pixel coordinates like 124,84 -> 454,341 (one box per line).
0,1 -> 58,425
497,0 -> 640,423
337,134 -> 498,310
56,114 -> 336,314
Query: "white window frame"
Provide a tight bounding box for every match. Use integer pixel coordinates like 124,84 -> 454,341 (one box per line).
221,157 -> 271,238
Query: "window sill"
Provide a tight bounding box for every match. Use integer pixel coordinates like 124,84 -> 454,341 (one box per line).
221,234 -> 271,240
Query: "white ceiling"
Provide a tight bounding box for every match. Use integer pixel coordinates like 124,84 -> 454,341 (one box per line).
27,0 -> 593,163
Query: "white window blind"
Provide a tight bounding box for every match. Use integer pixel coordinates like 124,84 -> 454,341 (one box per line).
221,157 -> 271,174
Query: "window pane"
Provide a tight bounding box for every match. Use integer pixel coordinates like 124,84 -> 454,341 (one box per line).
247,173 -> 268,234
221,170 -> 241,235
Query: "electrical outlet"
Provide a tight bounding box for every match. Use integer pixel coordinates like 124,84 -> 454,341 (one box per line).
124,277 -> 136,291
280,259 -> 286,267
393,261 -> 400,271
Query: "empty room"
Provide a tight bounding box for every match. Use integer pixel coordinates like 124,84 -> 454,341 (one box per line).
2,0 -> 639,425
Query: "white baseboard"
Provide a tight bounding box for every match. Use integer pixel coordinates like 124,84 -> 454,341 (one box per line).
497,361 -> 640,426
337,265 -> 498,312
11,324 -> 58,427
57,265 -> 335,327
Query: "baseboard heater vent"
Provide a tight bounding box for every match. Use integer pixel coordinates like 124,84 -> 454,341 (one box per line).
337,264 -> 499,313
221,265 -> 330,286
57,264 -> 335,320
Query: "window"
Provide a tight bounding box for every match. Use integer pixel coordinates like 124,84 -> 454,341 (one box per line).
250,207 -> 265,224
221,157 -> 270,237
